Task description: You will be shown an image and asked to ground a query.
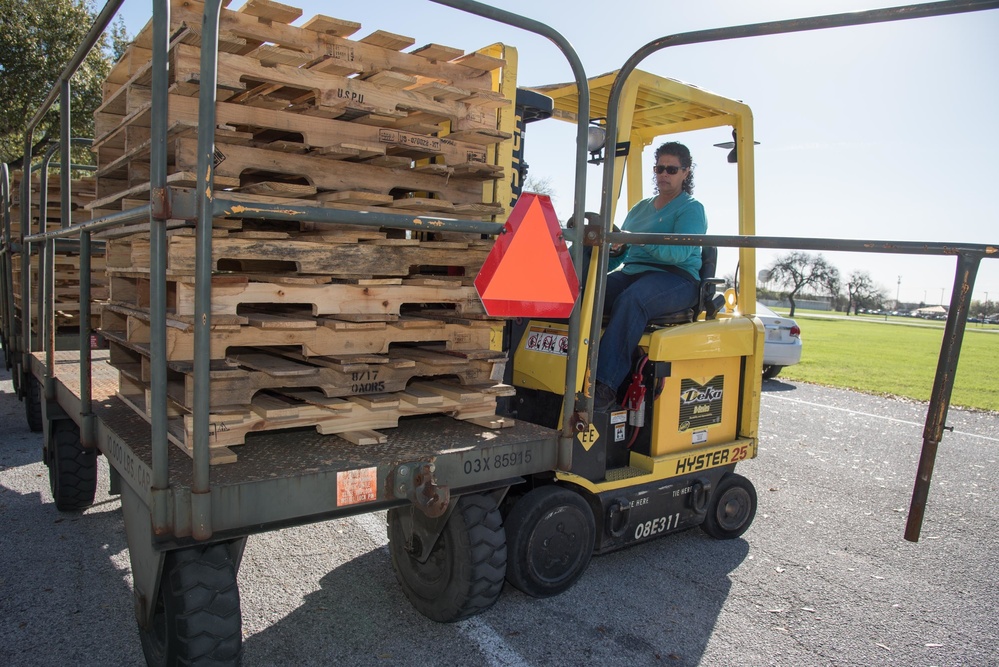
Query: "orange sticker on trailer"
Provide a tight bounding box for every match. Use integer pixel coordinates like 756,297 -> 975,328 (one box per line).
337,467 -> 378,506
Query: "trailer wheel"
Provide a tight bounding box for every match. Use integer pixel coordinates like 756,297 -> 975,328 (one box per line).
504,485 -> 595,598
139,543 -> 243,667
25,377 -> 43,433
762,365 -> 783,380
47,419 -> 97,512
701,473 -> 757,540
388,493 -> 506,623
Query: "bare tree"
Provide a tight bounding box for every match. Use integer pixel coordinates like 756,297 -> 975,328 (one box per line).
845,270 -> 888,315
523,175 -> 556,200
768,252 -> 840,317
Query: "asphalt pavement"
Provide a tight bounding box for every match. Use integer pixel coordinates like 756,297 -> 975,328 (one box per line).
2,361 -> 997,667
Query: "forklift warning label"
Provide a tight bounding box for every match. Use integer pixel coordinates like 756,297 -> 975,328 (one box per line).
524,326 -> 569,356
678,376 -> 724,430
337,467 -> 378,506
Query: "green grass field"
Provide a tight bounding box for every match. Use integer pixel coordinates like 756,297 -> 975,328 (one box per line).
769,310 -> 999,412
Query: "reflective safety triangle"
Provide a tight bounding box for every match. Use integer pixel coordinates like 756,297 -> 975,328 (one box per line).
475,194 -> 579,318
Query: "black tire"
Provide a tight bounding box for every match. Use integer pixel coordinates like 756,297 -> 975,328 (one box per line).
504,485 -> 595,598
388,493 -> 506,623
25,376 -> 43,433
47,419 -> 97,512
762,365 -> 783,380
139,543 -> 243,667
701,473 -> 757,540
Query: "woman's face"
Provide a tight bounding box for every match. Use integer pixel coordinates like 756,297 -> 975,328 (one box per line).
654,154 -> 687,200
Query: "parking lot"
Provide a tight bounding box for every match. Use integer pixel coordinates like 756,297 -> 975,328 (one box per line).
2,364 -> 997,666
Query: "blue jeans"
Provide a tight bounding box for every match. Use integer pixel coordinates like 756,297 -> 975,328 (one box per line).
596,269 -> 698,389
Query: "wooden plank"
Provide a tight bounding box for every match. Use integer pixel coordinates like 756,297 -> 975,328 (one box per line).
239,181 -> 318,197
360,30 -> 415,51
338,430 -> 387,445
300,15 -> 361,38
449,51 -> 505,72
313,191 -> 393,206
238,0 -> 303,24
410,44 -> 464,62
362,70 -> 417,89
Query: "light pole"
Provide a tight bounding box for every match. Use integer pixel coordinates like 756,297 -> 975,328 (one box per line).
939,287 -> 945,307
895,276 -> 901,312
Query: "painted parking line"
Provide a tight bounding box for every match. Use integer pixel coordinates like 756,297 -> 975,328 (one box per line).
764,393 -> 999,444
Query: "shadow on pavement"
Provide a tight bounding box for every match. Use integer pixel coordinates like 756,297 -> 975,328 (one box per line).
761,377 -> 798,393
242,527 -> 749,666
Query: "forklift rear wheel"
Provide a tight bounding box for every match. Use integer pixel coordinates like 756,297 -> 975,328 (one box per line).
504,486 -> 595,598
48,419 -> 97,512
387,493 -> 506,623
25,377 -> 43,433
139,543 -> 243,667
762,365 -> 783,380
701,473 -> 757,540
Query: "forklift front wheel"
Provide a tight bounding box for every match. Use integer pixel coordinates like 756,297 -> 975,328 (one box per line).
701,473 -> 757,540
504,486 -> 595,598
388,493 -> 506,623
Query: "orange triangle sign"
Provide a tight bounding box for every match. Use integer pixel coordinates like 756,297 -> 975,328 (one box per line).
474,194 -> 579,318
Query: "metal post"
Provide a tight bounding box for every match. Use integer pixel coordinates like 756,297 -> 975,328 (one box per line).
904,252 -> 981,541
191,0 -> 226,541
428,0 -> 591,467
148,0 -> 172,534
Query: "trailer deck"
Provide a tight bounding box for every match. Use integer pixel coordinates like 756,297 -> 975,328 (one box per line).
30,348 -> 560,545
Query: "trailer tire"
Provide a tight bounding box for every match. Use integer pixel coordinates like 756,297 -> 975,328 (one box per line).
48,419 -> 97,512
139,543 -> 243,667
25,377 -> 43,433
388,493 -> 506,623
504,485 -> 594,598
701,473 -> 757,540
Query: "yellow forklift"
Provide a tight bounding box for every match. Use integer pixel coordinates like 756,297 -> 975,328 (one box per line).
392,70 -> 767,602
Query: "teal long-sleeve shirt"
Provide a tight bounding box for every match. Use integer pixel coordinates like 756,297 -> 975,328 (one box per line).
609,192 -> 707,280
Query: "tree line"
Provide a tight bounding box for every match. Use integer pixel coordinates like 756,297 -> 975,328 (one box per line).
754,251 -> 995,319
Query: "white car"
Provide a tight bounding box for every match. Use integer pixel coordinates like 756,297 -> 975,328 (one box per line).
755,303 -> 802,379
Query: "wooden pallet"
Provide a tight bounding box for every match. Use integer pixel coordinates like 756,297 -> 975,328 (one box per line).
107,271 -> 486,318
119,0 -> 504,94
106,333 -> 505,410
103,227 -> 493,277
117,370 -> 514,463
101,306 -> 501,361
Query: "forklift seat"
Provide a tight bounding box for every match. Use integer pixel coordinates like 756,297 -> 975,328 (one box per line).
645,246 -> 726,326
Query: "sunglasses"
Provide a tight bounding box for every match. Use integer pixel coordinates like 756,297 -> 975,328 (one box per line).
653,165 -> 684,175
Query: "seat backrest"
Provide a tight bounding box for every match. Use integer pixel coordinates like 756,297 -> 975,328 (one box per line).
699,246 -> 718,283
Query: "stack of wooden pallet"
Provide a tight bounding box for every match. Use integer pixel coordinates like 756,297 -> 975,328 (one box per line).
7,172 -> 107,333
94,0 -> 519,463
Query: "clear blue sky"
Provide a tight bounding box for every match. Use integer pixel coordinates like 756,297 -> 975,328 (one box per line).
116,0 -> 999,308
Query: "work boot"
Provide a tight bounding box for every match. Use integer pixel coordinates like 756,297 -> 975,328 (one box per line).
593,382 -> 620,413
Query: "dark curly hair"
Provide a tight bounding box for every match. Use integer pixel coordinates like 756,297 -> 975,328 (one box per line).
653,141 -> 694,194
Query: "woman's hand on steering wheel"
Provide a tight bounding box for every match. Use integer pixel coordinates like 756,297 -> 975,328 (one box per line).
608,224 -> 627,257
